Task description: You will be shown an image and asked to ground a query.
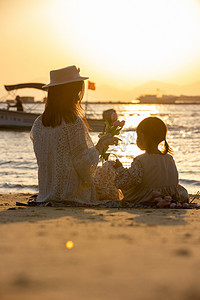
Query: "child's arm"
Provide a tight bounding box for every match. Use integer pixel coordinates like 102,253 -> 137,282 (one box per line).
114,158 -> 143,191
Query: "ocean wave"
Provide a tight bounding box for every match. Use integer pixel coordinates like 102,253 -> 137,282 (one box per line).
167,125 -> 200,132
179,179 -> 200,187
0,161 -> 12,166
1,183 -> 38,190
0,163 -> 37,170
123,124 -> 200,133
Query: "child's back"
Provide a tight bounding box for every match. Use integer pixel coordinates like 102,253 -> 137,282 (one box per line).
115,116 -> 188,206
116,152 -> 188,205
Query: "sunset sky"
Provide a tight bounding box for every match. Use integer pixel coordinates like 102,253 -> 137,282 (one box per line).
1,0 -> 200,99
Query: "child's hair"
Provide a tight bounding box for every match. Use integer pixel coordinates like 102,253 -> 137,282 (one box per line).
136,117 -> 173,155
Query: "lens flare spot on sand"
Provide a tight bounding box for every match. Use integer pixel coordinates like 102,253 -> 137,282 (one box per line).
66,241 -> 74,249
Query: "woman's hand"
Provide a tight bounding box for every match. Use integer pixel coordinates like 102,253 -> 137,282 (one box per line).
95,134 -> 119,155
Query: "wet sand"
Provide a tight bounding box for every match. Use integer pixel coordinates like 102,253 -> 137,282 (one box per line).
1,193 -> 200,300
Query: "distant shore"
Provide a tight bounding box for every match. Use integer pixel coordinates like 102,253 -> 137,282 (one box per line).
1,193 -> 200,300
1,100 -> 200,105
83,101 -> 200,105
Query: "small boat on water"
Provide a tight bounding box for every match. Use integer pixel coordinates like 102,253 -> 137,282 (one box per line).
136,94 -> 200,104
0,83 -> 105,132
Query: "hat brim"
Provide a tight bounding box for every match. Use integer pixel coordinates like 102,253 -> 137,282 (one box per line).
42,76 -> 89,89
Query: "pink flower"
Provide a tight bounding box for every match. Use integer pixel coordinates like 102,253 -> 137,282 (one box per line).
170,203 -> 176,208
111,112 -> 118,121
113,120 -> 120,127
119,120 -> 125,127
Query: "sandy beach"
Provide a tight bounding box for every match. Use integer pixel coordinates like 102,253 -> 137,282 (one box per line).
1,193 -> 200,300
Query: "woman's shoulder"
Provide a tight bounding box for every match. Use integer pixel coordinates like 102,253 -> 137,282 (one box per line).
74,115 -> 85,126
32,115 -> 42,128
34,115 -> 42,122
63,116 -> 86,130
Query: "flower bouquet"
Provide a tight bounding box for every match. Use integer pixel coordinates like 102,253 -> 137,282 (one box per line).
98,112 -> 125,161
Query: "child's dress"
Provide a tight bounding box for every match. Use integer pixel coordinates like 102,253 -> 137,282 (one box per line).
115,153 -> 188,205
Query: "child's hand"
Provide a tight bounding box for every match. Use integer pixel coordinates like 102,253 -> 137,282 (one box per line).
113,159 -> 123,169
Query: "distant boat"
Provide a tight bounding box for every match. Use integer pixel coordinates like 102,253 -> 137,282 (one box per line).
137,94 -> 200,104
0,83 -> 105,131
137,94 -> 177,104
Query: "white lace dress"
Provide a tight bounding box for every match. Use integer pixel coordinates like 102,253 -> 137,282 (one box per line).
30,116 -> 99,203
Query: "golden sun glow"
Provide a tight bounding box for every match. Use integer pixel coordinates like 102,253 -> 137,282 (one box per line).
46,0 -> 200,86
1,0 -> 200,96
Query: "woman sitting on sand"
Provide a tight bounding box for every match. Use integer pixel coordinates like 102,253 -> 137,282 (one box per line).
30,65 -> 118,204
114,117 -> 189,208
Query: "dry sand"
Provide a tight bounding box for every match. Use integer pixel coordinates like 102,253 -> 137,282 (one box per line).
1,193 -> 200,300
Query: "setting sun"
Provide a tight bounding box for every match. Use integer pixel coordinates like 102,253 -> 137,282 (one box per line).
45,0 -> 200,86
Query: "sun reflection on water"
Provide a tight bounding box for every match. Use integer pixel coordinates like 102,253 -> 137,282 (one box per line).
118,104 -> 160,130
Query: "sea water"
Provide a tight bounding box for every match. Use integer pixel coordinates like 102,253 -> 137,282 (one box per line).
0,102 -> 199,195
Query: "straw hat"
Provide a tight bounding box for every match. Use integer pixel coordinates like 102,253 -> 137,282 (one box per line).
43,65 -> 89,89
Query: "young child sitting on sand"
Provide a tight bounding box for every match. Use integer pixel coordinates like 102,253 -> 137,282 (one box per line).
114,116 -> 189,208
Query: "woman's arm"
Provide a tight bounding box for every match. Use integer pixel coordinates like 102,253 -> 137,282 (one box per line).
66,116 -> 119,174
115,158 -> 143,190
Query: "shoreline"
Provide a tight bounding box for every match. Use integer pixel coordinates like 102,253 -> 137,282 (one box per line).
1,193 -> 200,300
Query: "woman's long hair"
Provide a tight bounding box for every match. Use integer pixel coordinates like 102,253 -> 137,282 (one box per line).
136,117 -> 173,155
42,81 -> 88,128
